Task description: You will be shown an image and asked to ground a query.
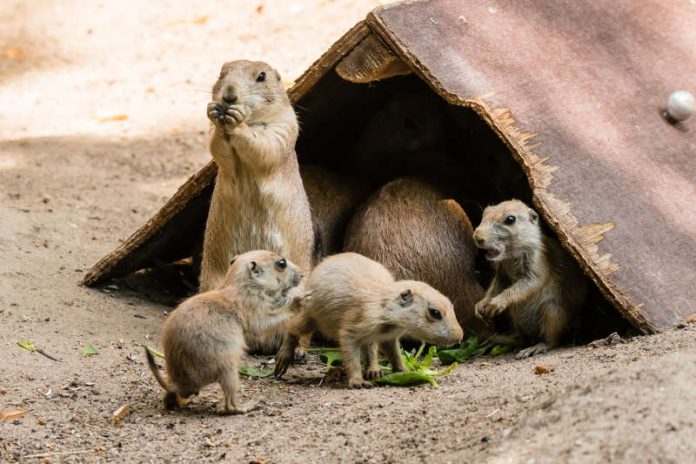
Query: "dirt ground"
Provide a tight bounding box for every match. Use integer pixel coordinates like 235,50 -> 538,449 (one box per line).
2,1 -> 696,463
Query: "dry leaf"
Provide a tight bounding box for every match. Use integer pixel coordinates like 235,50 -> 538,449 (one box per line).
0,409 -> 28,421
534,364 -> 551,375
283,81 -> 295,90
112,404 -> 129,425
4,46 -> 26,60
192,15 -> 208,25
17,340 -> 36,352
99,114 -> 129,123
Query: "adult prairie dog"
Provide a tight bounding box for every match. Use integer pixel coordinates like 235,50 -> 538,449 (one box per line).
343,177 -> 485,334
274,253 -> 463,388
146,250 -> 302,414
473,200 -> 587,358
199,60 -> 313,292
300,165 -> 371,259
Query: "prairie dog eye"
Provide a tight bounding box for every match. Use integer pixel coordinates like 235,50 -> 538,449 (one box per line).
428,308 -> 442,320
275,258 -> 287,271
256,71 -> 266,82
504,215 -> 516,225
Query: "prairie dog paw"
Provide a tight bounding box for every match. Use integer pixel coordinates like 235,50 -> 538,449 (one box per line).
207,102 -> 225,126
224,104 -> 248,127
516,343 -> 550,359
348,379 -> 374,389
364,369 -> 384,381
482,298 -> 507,319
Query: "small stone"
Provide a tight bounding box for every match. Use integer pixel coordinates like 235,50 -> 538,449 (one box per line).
666,90 -> 695,122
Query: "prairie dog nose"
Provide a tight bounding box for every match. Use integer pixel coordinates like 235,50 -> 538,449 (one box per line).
473,231 -> 485,247
222,87 -> 238,104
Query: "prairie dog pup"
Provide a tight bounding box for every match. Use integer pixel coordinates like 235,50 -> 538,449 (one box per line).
274,253 -> 463,388
473,200 -> 587,358
343,177 -> 485,333
199,60 -> 313,292
146,250 -> 302,414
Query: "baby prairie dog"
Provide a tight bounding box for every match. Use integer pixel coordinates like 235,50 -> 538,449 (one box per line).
274,253 -> 463,388
473,200 -> 587,358
145,250 -> 302,414
199,60 -> 314,292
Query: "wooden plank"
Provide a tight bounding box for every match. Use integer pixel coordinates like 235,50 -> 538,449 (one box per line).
369,0 -> 696,332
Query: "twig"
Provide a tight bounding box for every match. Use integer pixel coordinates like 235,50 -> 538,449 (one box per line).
23,449 -> 90,459
36,348 -> 61,362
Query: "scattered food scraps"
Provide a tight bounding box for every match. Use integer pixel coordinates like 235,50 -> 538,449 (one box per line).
81,347 -> 99,356
0,410 -> 28,421
99,114 -> 129,123
373,345 -> 457,388
112,404 -> 129,425
534,365 -> 551,375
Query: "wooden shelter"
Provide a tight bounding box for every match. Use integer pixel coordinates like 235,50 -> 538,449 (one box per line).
84,0 -> 696,333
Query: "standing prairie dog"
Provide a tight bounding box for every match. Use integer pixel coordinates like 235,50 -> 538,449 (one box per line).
146,250 -> 302,414
199,60 -> 314,292
343,177 -> 486,334
274,253 -> 463,388
473,200 -> 588,358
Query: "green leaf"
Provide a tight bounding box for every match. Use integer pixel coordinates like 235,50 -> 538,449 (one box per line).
422,345 -> 437,369
81,347 -> 99,356
319,351 -> 342,368
373,371 -> 438,388
239,365 -> 274,378
17,340 -> 36,352
145,346 -> 165,359
490,345 -> 511,356
437,336 -> 488,365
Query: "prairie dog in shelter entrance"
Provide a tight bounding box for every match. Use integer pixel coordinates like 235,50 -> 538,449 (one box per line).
146,250 -> 302,414
274,253 -> 463,388
199,60 -> 313,293
473,200 -> 587,358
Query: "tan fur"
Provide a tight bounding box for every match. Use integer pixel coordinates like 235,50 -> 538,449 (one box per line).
146,250 -> 302,414
343,177 -> 486,334
199,60 -> 313,293
274,253 -> 463,388
473,200 -> 588,358
300,165 -> 371,259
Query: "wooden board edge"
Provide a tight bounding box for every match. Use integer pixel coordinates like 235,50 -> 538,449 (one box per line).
82,161 -> 218,286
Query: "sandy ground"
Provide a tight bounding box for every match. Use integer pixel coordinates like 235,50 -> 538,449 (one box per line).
2,1 -> 696,462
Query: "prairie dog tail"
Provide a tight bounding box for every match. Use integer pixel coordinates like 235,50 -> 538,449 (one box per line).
145,348 -> 180,409
145,348 -> 170,392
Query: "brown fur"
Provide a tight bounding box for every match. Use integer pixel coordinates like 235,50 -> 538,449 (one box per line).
343,177 -> 486,334
146,250 -> 302,413
473,200 -> 588,358
199,60 -> 313,292
274,253 -> 463,388
300,165 -> 371,259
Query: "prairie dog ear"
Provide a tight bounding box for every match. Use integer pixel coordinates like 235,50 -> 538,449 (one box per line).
274,69 -> 281,81
529,208 -> 539,224
399,289 -> 413,306
229,256 -> 238,266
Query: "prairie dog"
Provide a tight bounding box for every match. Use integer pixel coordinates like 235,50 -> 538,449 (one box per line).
274,253 -> 463,388
300,165 -> 371,259
343,177 -> 486,334
473,200 -> 587,358
146,250 -> 302,414
199,60 -> 314,292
